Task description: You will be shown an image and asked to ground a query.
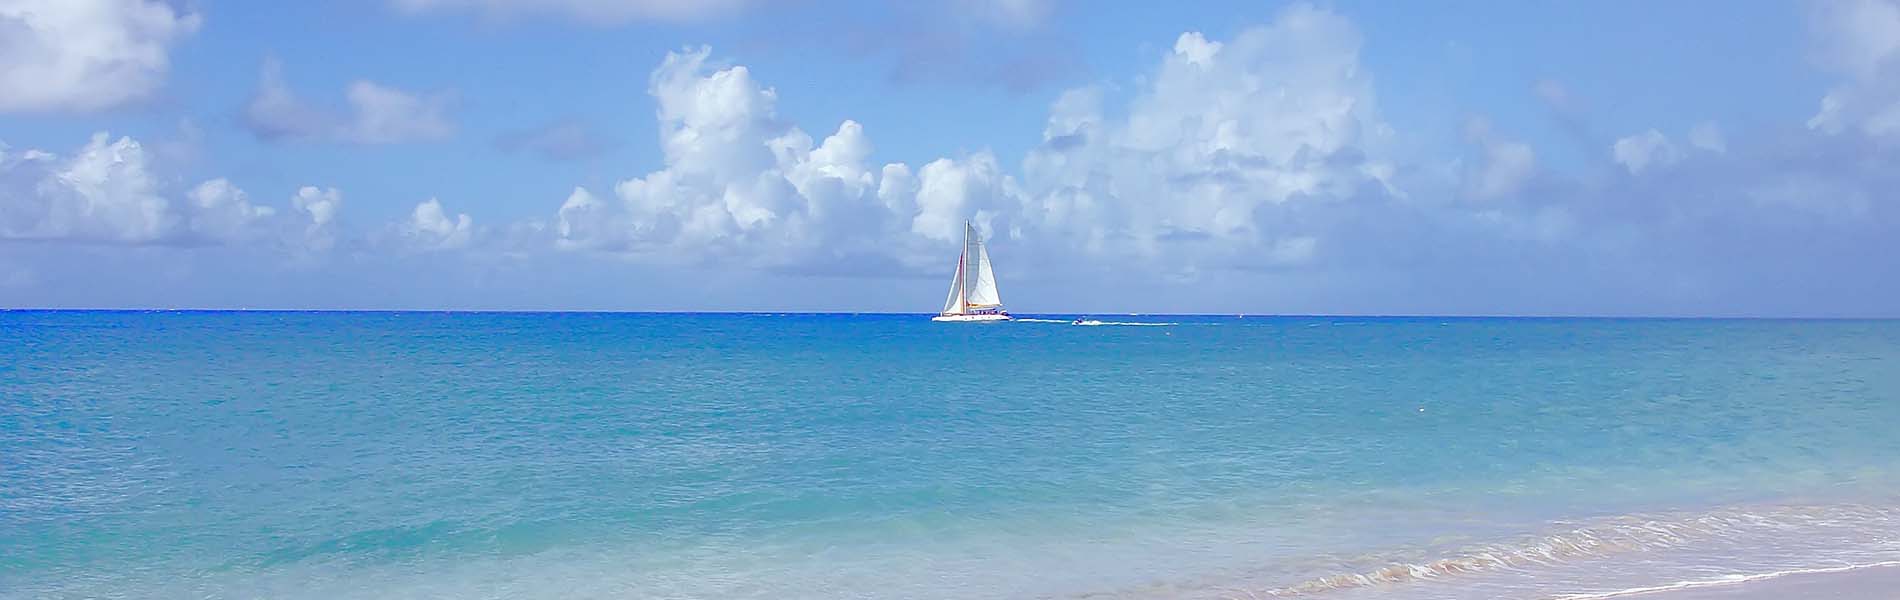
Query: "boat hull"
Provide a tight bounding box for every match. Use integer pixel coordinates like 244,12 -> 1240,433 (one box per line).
931,313 -> 1012,322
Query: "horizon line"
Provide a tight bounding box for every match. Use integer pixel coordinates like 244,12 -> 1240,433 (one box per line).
2,308 -> 1895,320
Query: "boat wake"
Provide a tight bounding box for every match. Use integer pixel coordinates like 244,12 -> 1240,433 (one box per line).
1014,318 -> 1179,326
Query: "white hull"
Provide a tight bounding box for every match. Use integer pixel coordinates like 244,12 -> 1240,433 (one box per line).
932,313 -> 1012,322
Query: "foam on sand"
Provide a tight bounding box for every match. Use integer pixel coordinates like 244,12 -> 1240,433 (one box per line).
1552,561 -> 1900,599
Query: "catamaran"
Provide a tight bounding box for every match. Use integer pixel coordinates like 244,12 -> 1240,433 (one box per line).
933,222 -> 1011,322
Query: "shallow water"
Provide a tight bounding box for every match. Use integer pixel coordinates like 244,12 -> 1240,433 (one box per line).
3,312 -> 1898,598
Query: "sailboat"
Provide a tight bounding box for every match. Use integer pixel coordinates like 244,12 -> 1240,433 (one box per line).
932,221 -> 1011,322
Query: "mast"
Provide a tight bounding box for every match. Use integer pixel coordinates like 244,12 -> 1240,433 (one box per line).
964,222 -> 1002,308
936,220 -> 1003,317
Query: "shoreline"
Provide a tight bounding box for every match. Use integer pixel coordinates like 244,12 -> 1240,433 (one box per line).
1554,562 -> 1900,599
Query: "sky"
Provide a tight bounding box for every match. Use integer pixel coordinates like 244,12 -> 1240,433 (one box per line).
0,0 -> 1896,316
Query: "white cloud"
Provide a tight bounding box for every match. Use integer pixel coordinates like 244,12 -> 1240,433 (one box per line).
0,0 -> 201,113
0,133 -> 328,249
187,178 -> 276,242
537,5 -> 1400,276
553,187 -> 608,250
912,153 -> 1018,243
0,133 -> 173,242
291,186 -> 344,251
549,46 -> 939,270
403,198 -> 474,250
243,60 -> 456,144
389,0 -> 749,23
1611,129 -> 1680,175
649,48 -> 781,183
9,3 -> 1900,316
1805,0 -> 1900,140
1018,3 -> 1392,267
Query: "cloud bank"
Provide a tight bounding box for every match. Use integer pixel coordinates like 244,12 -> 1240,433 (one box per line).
4,1 -> 1897,315
0,134 -> 345,252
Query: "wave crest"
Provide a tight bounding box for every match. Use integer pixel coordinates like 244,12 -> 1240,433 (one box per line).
1259,503 -> 1900,597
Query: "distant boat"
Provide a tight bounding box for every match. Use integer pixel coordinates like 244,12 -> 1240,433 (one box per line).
932,222 -> 1011,322
1072,318 -> 1104,326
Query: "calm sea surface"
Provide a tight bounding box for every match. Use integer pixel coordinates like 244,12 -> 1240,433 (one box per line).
4,312 -> 1899,599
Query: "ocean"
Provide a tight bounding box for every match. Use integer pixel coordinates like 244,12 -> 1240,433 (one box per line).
4,311 -> 1899,599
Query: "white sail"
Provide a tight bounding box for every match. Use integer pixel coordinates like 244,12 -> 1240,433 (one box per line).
967,232 -> 1001,307
933,221 -> 1007,321
941,249 -> 967,314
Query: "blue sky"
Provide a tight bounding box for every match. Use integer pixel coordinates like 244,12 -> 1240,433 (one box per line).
1,0 -> 1896,315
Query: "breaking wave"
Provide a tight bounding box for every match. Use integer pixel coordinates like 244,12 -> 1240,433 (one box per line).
1550,560 -> 1900,599
1255,503 -> 1900,597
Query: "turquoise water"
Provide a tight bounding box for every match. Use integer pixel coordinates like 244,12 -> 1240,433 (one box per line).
4,312 -> 1900,599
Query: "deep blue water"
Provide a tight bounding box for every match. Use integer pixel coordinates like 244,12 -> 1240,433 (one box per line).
3,312 -> 1899,598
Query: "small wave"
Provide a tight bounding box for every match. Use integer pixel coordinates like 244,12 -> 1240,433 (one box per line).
1015,318 -> 1071,323
1551,560 -> 1900,599
1259,504 -> 1900,597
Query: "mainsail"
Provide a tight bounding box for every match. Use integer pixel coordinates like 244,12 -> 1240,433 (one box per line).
965,226 -> 1001,307
938,222 -> 1004,316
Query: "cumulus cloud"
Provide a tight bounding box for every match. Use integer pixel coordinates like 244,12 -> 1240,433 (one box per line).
1017,5 -> 1394,270
12,3 -> 1898,316
243,60 -> 456,144
0,133 -> 345,251
543,5 -> 1397,278
0,0 -> 201,113
187,179 -> 276,242
536,5 -> 1427,279
291,186 -> 344,251
389,0 -> 749,23
548,46 -> 962,272
402,198 -> 474,251
0,133 -> 173,243
528,4 -> 1897,313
